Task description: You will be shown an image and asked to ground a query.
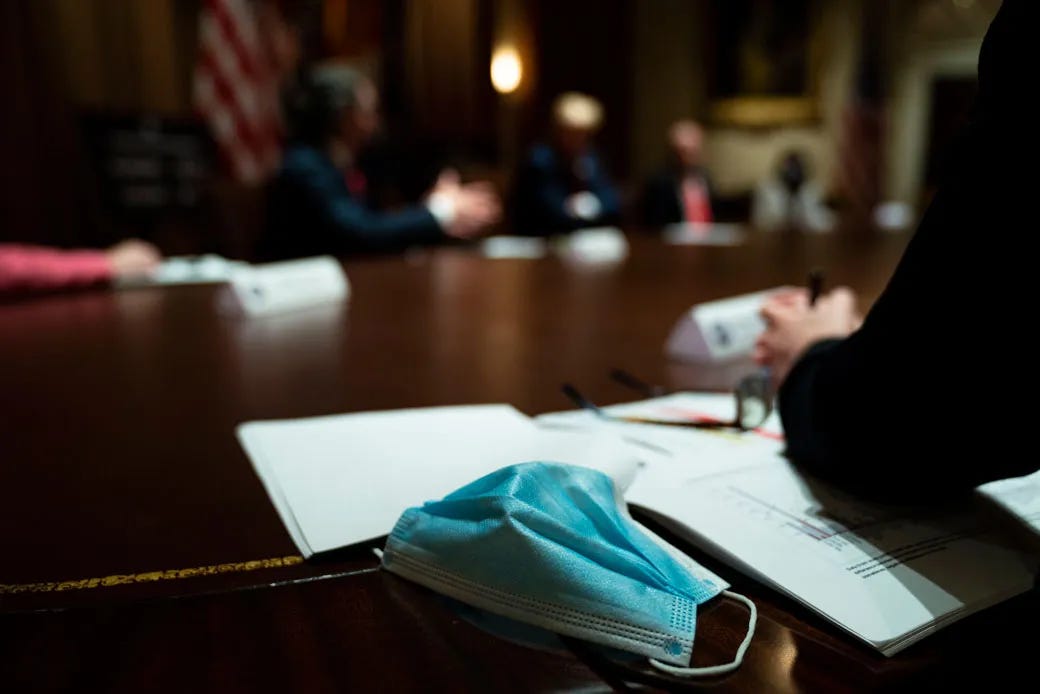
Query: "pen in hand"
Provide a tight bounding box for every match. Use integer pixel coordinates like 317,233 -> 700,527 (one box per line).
754,268 -> 827,390
808,268 -> 825,307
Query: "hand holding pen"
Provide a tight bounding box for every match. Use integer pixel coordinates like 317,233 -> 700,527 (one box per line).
808,267 -> 825,307
754,269 -> 862,388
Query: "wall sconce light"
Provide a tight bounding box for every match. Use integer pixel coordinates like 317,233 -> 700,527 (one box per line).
490,45 -> 523,94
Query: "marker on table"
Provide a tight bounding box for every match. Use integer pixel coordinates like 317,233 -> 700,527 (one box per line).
808,268 -> 825,307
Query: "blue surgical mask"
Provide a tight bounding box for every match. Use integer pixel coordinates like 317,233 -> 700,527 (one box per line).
380,462 -> 756,677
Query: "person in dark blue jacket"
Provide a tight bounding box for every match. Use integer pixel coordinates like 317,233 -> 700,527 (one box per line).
511,92 -> 621,236
261,65 -> 501,259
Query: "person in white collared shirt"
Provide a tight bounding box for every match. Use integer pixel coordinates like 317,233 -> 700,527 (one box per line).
752,151 -> 835,233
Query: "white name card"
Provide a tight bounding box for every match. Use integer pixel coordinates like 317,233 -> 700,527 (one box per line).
224,256 -> 350,317
116,254 -> 249,288
552,226 -> 629,266
480,236 -> 548,259
662,222 -> 746,247
665,288 -> 786,363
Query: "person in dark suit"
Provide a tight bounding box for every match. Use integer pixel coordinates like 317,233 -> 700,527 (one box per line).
511,93 -> 621,236
754,0 -> 1034,501
261,65 -> 501,259
642,120 -> 715,228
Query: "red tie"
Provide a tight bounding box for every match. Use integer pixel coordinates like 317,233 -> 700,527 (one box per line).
344,168 -> 367,199
681,178 -> 713,224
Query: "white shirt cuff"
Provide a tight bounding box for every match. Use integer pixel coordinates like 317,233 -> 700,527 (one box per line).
567,191 -> 602,220
426,193 -> 457,229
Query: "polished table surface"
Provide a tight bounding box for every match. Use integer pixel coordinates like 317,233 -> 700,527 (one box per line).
1,231 -> 1036,692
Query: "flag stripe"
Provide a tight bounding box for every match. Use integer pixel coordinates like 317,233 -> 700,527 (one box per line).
199,48 -> 273,152
836,101 -> 883,215
194,0 -> 281,184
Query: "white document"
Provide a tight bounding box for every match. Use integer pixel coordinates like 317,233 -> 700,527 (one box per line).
977,470 -> 1040,550
538,392 -> 784,470
978,470 -> 1040,531
238,405 -> 641,557
627,459 -> 1037,655
539,391 -> 784,435
541,393 -> 1038,655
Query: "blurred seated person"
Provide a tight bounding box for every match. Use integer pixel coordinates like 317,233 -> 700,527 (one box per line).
642,120 -> 715,228
752,151 -> 835,233
260,65 -> 501,259
0,240 -> 160,296
512,92 -> 620,236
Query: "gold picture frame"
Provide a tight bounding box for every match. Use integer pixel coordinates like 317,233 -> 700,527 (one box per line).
709,96 -> 819,129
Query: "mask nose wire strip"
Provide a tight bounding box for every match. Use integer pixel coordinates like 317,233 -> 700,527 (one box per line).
648,591 -> 757,678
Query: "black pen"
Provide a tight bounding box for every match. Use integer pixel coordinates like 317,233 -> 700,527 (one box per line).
808,268 -> 825,307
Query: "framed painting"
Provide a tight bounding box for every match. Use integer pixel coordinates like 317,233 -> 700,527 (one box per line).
706,0 -> 821,127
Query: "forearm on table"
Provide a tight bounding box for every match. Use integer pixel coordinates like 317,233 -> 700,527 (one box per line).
0,245 -> 112,293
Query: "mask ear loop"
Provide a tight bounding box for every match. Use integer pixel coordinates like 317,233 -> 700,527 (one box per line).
560,590 -> 758,689
648,591 -> 757,678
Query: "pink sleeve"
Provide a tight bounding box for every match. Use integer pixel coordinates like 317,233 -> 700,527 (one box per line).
0,244 -> 113,294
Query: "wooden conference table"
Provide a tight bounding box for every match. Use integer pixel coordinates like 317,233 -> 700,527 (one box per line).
1,230 -> 1036,692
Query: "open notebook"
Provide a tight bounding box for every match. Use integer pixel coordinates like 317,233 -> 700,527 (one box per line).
239,396 -> 1038,656
538,393 -> 1039,656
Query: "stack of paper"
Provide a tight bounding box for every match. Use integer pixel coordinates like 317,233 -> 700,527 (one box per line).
238,405 -> 640,557
539,393 -> 1038,656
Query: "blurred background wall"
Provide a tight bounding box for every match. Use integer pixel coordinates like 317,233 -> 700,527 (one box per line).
45,0 -> 197,113
1,0 -> 1002,251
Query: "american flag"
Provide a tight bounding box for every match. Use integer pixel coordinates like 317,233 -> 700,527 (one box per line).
193,0 -> 282,184
835,86 -> 883,222
834,4 -> 885,223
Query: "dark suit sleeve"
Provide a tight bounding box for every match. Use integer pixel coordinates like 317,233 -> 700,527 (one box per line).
778,1 -> 1034,502
284,149 -> 443,253
512,147 -> 621,235
586,159 -> 621,223
513,154 -> 576,235
642,174 -> 681,228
